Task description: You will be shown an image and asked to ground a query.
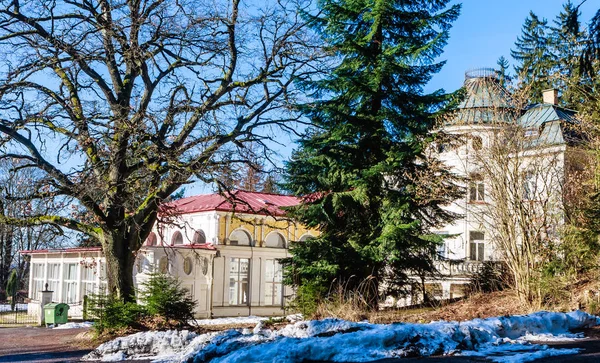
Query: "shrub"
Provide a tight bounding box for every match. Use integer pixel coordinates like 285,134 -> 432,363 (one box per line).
87,294 -> 146,335
138,273 -> 196,328
467,261 -> 510,294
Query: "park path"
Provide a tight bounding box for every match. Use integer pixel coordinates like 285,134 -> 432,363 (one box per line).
0,326 -> 91,363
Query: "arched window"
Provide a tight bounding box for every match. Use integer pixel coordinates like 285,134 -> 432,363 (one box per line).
229,229 -> 251,246
146,232 -> 157,246
265,232 -> 286,248
171,231 -> 184,245
299,234 -> 314,242
193,230 -> 206,244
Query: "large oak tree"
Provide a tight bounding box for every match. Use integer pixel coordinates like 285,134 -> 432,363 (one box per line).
0,0 -> 317,300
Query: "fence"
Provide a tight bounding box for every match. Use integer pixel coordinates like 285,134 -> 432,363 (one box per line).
0,295 -> 38,326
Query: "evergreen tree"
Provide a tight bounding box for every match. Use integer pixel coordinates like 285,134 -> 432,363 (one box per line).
548,1 -> 586,108
511,12 -> 553,102
6,269 -> 17,311
496,56 -> 512,88
284,0 -> 461,305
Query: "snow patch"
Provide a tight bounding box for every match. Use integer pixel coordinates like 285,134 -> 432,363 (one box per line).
53,321 -> 94,329
84,310 -> 599,362
192,316 -> 268,326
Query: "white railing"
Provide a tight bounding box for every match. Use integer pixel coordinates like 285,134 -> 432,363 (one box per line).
433,260 -> 484,277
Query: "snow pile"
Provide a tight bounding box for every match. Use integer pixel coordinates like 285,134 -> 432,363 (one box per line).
85,310 -> 599,362
193,316 -> 268,326
84,330 -> 201,362
53,321 -> 94,329
192,314 -> 303,327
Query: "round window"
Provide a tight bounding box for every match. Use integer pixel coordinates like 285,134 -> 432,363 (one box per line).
183,257 -> 193,275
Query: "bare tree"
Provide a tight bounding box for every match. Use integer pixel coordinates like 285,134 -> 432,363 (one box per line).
445,75 -> 588,307
0,0 -> 319,301
0,161 -> 66,293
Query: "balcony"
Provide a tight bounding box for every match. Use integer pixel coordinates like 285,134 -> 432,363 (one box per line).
433,260 -> 484,277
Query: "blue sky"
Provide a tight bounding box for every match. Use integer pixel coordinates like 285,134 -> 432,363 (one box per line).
429,0 -> 598,92
186,0 -> 599,196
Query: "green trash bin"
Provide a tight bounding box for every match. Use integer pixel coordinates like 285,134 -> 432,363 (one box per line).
44,303 -> 69,326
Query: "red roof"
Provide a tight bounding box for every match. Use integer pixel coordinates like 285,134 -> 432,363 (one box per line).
21,244 -> 217,255
20,247 -> 102,255
165,190 -> 300,216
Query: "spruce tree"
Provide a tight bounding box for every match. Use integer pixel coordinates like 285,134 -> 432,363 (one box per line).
511,11 -> 553,102
284,0 -> 460,306
549,1 -> 586,108
496,56 -> 512,88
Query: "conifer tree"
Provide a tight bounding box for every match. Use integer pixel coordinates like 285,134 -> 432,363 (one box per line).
511,12 -> 553,102
549,1 -> 586,108
284,0 -> 461,305
496,56 -> 512,88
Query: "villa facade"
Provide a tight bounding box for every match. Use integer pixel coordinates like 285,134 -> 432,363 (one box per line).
23,190 -> 317,318
411,68 -> 584,303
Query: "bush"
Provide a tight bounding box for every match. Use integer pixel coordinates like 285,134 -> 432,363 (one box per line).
86,273 -> 196,334
138,273 -> 196,328
467,261 -> 510,294
87,294 -> 146,335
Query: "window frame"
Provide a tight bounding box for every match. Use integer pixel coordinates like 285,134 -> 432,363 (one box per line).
468,231 -> 485,262
63,263 -> 78,304
468,175 -> 485,203
264,259 -> 283,306
229,257 -> 250,306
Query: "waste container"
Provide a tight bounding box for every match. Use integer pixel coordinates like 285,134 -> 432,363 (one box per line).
44,303 -> 69,326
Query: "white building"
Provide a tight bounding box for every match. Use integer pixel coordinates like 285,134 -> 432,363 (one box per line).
23,190 -> 318,318
415,68 -> 583,302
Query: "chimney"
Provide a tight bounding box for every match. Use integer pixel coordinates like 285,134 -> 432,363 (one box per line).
542,89 -> 558,105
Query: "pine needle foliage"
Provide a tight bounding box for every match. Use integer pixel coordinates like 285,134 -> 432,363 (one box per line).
283,0 -> 461,306
138,273 -> 196,325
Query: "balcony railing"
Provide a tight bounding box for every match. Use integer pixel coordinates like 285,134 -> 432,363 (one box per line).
433,260 -> 484,277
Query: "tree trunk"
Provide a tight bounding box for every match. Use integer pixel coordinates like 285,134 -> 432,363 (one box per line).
101,231 -> 136,302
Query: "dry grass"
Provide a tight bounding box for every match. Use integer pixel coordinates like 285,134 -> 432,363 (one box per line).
371,290 -> 531,324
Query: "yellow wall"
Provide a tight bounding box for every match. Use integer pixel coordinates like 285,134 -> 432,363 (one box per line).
217,212 -> 318,246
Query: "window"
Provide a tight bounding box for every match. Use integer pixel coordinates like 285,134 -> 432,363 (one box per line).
229,258 -> 249,305
99,261 -> 108,294
298,234 -> 314,242
471,136 -> 482,150
183,257 -> 193,275
31,263 -> 45,301
146,232 -> 157,246
265,232 -> 286,248
523,171 -> 536,200
47,263 -> 60,300
81,264 -> 97,297
158,256 -> 169,274
171,231 -> 184,245
434,231 -> 449,260
264,259 -> 283,306
193,230 -> 206,244
469,231 -> 485,261
469,175 -> 485,202
229,229 -> 251,246
63,263 -> 78,303
524,128 -> 539,138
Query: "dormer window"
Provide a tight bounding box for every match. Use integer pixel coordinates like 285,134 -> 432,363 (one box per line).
524,128 -> 539,138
